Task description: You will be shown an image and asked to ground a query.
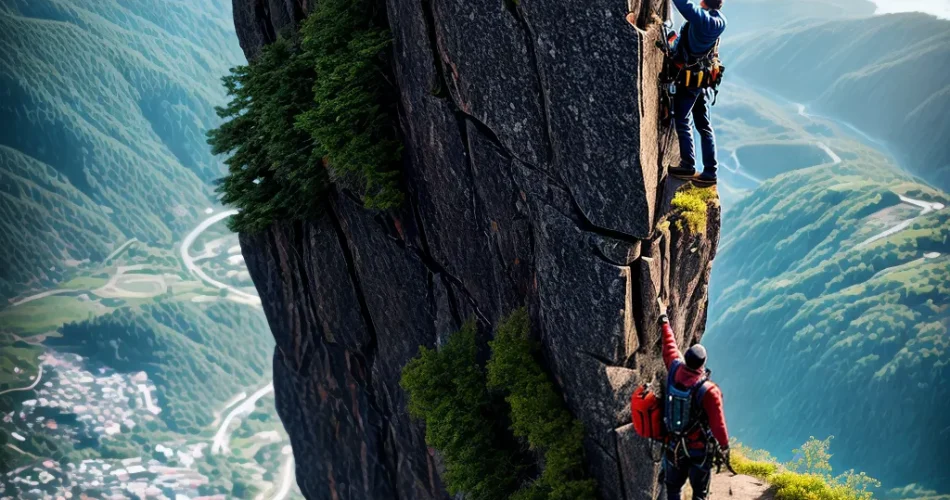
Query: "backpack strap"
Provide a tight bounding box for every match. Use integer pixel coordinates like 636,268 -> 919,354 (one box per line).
670,358 -> 683,373
694,380 -> 715,406
668,358 -> 684,386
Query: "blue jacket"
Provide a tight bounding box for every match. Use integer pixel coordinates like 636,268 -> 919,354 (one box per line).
673,0 -> 726,57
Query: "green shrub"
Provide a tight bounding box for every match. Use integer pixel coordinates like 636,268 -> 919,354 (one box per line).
401,310 -> 597,499
487,308 -> 597,500
771,472 -> 856,500
400,320 -> 523,499
210,0 -> 402,233
298,0 -> 403,209
209,34 -> 327,233
730,439 -> 880,500
732,452 -> 779,480
834,470 -> 881,500
787,436 -> 834,477
670,185 -> 718,233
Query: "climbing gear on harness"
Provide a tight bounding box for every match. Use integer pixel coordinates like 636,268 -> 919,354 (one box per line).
631,384 -> 665,441
657,22 -> 726,104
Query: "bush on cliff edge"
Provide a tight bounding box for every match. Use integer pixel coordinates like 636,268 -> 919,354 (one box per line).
209,0 -> 402,233
401,309 -> 597,500
731,438 -> 880,500
487,309 -> 598,500
209,34 -> 326,232
400,320 -> 525,499
298,0 -> 403,210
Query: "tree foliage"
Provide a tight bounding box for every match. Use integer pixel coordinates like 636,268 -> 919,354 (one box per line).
209,0 -> 402,233
788,436 -> 835,477
208,34 -> 326,232
487,308 -> 597,500
731,438 -> 881,500
401,310 -> 597,499
400,320 -> 524,499
298,0 -> 403,209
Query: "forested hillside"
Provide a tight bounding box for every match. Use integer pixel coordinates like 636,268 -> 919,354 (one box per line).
52,302 -> 272,433
727,13 -> 950,189
0,0 -> 244,299
705,158 -> 949,492
0,2 -> 296,496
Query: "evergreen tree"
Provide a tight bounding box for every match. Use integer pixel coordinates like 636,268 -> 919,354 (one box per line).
209,34 -> 327,232
298,0 -> 403,209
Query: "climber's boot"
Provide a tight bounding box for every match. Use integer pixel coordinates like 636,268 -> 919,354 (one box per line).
668,166 -> 697,179
692,170 -> 717,186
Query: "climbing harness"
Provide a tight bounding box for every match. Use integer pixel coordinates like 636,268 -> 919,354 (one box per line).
657,21 -> 726,107
662,360 -> 718,469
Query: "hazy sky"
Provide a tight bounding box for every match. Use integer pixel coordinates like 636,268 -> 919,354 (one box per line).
872,0 -> 950,18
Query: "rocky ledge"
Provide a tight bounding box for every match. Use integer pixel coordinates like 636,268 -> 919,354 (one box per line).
233,0 -> 720,498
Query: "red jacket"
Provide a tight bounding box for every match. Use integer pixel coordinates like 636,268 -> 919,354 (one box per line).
662,321 -> 729,450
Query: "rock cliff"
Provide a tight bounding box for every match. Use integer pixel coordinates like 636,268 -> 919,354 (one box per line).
232,0 -> 720,498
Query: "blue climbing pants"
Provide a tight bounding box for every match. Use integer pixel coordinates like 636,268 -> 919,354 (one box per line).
673,86 -> 718,173
663,452 -> 712,500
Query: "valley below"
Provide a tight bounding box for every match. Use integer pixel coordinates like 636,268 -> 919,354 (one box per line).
704,75 -> 949,496
0,210 -> 299,498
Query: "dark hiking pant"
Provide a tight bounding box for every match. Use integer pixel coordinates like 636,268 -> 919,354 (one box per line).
673,86 -> 718,174
663,453 -> 712,500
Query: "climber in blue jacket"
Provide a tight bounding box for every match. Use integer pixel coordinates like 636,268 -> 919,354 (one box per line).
667,0 -> 726,186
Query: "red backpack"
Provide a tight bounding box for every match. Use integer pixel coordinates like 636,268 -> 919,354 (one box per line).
631,385 -> 665,441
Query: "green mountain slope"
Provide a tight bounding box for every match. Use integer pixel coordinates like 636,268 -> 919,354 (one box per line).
727,13 -> 950,188
705,159 -> 950,492
0,146 -> 124,298
0,0 -> 244,298
0,2 -> 297,496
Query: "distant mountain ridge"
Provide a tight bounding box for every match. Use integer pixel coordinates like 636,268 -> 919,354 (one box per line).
727,12 -> 950,189
718,0 -> 876,35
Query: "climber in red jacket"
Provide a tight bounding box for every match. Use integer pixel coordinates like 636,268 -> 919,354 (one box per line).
658,300 -> 729,500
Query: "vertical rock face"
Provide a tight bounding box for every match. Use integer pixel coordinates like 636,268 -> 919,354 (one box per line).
233,0 -> 720,499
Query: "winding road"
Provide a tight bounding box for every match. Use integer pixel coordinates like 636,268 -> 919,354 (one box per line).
789,101 -> 944,249
180,209 -> 261,306
10,289 -> 81,307
0,365 -> 44,396
716,95 -> 946,256
183,212 -> 296,493
212,391 -> 248,427
271,447 -> 295,500
856,196 -> 945,249
103,238 -> 138,264
211,383 -> 275,455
